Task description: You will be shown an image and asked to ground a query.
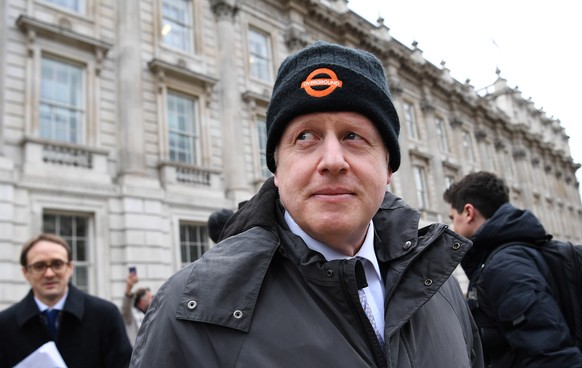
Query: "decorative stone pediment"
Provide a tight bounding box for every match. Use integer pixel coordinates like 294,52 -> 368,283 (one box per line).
16,15 -> 112,74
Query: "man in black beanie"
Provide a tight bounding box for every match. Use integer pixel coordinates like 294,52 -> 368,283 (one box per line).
131,41 -> 483,368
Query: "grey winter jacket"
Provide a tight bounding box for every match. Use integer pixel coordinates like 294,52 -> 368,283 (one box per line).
130,178 -> 483,367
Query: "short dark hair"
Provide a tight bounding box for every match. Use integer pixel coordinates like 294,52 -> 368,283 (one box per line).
20,233 -> 73,267
443,171 -> 510,219
207,208 -> 234,243
134,288 -> 150,308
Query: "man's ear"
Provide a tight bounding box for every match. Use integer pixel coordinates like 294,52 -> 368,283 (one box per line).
463,203 -> 477,223
386,166 -> 393,185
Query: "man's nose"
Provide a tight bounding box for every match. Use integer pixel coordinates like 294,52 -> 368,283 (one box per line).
44,266 -> 57,277
318,136 -> 349,173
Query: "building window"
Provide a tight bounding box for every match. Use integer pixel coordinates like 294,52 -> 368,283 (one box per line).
167,91 -> 199,164
40,57 -> 85,144
179,222 -> 209,266
256,117 -> 271,178
435,118 -> 449,152
161,0 -> 193,53
445,174 -> 455,190
248,28 -> 272,82
413,165 -> 429,209
43,213 -> 90,292
462,131 -> 475,162
44,0 -> 85,13
403,102 -> 419,140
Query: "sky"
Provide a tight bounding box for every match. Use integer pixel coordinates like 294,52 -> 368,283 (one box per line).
347,0 -> 582,186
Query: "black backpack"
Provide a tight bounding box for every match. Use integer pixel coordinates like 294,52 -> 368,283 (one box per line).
483,239 -> 582,349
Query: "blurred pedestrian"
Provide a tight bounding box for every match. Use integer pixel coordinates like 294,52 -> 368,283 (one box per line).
443,171 -> 582,367
207,208 -> 234,243
0,233 -> 132,367
122,267 -> 153,346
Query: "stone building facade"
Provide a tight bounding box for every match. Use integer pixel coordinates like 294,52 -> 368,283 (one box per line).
0,0 -> 580,309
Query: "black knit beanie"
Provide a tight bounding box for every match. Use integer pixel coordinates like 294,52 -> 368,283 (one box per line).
265,41 -> 401,173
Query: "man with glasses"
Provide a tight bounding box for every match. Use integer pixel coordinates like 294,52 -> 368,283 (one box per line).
0,233 -> 132,367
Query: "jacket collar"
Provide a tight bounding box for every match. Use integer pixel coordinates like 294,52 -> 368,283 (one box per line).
182,179 -> 472,337
16,284 -> 85,327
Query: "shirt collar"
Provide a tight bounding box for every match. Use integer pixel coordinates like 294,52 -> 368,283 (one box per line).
34,289 -> 69,312
284,211 -> 382,279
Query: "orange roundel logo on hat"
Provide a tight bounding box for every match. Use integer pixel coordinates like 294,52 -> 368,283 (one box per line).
301,68 -> 343,98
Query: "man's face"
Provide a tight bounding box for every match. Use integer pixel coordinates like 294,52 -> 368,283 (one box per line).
139,290 -> 154,312
22,240 -> 73,306
274,112 -> 392,255
448,207 -> 474,238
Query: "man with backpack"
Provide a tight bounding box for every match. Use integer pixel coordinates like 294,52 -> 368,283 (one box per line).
443,171 -> 582,367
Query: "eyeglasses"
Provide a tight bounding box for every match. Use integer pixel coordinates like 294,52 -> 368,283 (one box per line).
27,260 -> 70,275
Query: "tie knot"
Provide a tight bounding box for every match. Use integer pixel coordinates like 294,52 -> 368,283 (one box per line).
44,309 -> 59,319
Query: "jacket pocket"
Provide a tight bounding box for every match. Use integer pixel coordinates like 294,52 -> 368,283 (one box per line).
497,289 -> 536,327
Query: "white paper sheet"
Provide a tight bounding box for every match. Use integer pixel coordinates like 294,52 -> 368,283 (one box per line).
13,341 -> 67,368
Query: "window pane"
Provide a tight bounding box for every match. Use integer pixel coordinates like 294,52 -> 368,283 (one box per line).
72,266 -> 88,292
413,166 -> 429,209
40,57 -> 84,144
44,0 -> 84,13
162,0 -> 193,52
42,213 -> 90,291
435,118 -> 449,152
179,222 -> 209,266
256,117 -> 272,178
463,132 -> 475,162
43,214 -> 57,234
167,91 -> 198,164
404,103 -> 418,140
248,29 -> 272,81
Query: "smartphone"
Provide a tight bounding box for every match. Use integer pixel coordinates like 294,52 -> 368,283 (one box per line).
129,266 -> 137,275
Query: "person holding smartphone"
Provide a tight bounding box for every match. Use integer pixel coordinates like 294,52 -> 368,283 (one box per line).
122,267 -> 152,347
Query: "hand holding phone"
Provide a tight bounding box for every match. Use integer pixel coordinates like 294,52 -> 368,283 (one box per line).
129,266 -> 137,275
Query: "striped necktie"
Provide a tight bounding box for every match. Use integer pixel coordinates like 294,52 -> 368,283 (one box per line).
359,289 -> 385,349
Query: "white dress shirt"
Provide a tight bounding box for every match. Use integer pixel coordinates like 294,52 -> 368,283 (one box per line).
284,211 -> 385,336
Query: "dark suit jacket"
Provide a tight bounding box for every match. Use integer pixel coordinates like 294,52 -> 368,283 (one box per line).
0,285 -> 132,368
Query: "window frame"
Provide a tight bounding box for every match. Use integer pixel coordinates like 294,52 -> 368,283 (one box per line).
413,164 -> 430,209
435,117 -> 449,153
255,115 -> 272,179
39,55 -> 86,144
166,90 -> 201,165
247,27 -> 273,83
462,131 -> 475,163
15,15 -> 107,148
403,102 -> 419,140
42,211 -> 93,292
178,221 -> 209,267
158,0 -> 195,54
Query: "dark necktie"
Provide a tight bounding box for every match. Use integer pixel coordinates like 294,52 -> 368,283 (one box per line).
43,309 -> 59,340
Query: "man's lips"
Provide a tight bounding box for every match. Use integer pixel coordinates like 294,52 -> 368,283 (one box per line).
311,188 -> 355,196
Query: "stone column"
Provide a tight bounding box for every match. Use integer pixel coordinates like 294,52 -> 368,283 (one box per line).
385,60 -> 408,198
211,0 -> 249,203
116,0 -> 146,176
0,0 -> 6,156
